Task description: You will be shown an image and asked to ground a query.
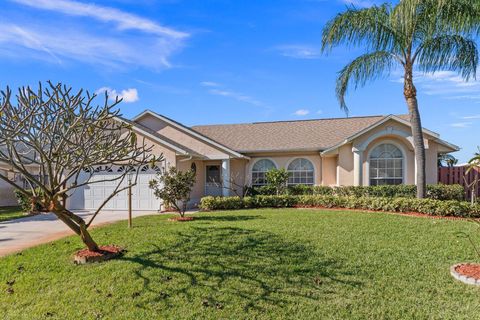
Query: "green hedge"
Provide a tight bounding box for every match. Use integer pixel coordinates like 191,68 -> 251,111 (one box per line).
199,195 -> 480,218
247,184 -> 465,201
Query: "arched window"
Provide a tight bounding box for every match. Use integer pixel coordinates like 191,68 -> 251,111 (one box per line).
251,159 -> 276,186
369,143 -> 404,185
287,158 -> 314,185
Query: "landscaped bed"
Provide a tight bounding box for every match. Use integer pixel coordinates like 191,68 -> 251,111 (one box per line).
0,206 -> 27,223
1,209 -> 479,319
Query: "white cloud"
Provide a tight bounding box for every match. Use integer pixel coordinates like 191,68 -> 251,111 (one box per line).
208,88 -> 264,107
1,0 -> 188,69
0,22 -> 184,69
274,45 -> 321,59
463,115 -> 480,119
200,81 -> 221,87
316,110 -> 323,114
391,70 -> 480,102
294,109 -> 310,116
200,82 -> 268,108
96,87 -> 139,103
11,0 -> 188,39
450,122 -> 472,128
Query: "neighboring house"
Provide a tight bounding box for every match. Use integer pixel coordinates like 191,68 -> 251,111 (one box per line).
0,164 -> 20,206
0,110 -> 459,210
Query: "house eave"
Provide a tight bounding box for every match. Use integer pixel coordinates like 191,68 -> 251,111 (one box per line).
134,110 -> 249,160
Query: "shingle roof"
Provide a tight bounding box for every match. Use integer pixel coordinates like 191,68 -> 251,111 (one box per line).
191,115 -> 411,153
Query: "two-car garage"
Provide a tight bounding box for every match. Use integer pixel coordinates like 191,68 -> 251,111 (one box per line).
67,165 -> 163,212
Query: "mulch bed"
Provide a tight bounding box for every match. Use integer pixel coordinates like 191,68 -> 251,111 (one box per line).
296,205 -> 476,221
74,245 -> 124,264
451,263 -> 480,286
168,216 -> 194,222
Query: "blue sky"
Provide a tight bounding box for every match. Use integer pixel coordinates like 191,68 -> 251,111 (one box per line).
0,0 -> 479,162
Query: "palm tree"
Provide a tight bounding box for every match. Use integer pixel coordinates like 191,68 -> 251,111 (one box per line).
322,0 -> 479,198
438,154 -> 458,167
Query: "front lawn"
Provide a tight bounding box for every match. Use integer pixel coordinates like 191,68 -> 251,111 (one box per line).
0,206 -> 25,223
1,209 -> 479,319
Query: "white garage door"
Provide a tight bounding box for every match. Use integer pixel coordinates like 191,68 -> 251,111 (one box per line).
68,165 -> 163,211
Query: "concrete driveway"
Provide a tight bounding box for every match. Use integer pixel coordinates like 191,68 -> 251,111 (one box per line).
0,210 -> 160,257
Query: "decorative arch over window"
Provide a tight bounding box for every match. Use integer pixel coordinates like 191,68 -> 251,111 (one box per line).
369,143 -> 404,185
251,159 -> 277,186
287,158 -> 314,185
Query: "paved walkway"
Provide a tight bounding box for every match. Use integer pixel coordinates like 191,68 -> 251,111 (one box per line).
0,210 -> 160,257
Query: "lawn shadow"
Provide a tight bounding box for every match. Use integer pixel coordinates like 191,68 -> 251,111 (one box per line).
193,215 -> 264,222
121,226 -> 362,312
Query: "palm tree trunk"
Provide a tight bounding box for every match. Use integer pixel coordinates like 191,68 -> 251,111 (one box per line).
404,66 -> 426,198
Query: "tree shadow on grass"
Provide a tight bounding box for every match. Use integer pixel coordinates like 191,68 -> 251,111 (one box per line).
121,226 -> 362,313
193,215 -> 264,222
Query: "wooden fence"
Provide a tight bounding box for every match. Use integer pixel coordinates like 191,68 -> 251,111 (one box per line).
438,166 -> 480,200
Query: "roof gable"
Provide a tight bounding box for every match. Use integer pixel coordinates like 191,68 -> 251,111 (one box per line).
133,110 -> 247,159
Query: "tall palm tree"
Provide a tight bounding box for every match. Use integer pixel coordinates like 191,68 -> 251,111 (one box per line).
322,0 -> 479,198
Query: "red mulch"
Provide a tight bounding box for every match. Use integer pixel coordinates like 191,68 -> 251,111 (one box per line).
168,216 -> 194,222
75,245 -> 124,258
295,205 -> 476,221
455,264 -> 480,280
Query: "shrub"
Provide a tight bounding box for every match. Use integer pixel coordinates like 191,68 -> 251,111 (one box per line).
426,184 -> 464,201
199,194 -> 480,218
14,189 -> 47,213
248,184 -> 465,201
265,169 -> 290,195
149,167 -> 196,217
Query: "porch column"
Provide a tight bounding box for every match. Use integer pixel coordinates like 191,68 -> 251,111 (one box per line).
353,147 -> 363,186
222,158 -> 231,197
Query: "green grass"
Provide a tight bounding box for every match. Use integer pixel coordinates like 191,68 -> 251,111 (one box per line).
1,209 -> 480,319
0,206 -> 26,222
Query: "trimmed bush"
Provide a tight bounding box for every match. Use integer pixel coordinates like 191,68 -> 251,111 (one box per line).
248,184 -> 465,201
199,195 -> 480,218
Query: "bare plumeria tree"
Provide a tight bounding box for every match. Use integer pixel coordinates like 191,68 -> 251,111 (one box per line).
0,82 -> 159,252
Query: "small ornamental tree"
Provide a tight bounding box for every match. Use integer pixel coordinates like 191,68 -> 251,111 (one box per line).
149,167 -> 196,217
265,168 -> 290,195
0,82 -> 157,252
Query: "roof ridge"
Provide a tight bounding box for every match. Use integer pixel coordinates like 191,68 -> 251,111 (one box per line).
192,114 -> 409,128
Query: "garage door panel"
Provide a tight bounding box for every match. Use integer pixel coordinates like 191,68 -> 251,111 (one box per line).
68,166 -> 163,211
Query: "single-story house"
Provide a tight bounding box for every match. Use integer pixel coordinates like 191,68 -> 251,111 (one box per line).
1,110 -> 459,211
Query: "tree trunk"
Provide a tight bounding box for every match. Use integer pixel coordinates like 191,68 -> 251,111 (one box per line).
404,66 -> 426,199
53,208 -> 100,252
79,222 -> 100,252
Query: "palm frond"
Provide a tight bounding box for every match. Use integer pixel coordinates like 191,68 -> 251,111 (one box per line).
321,4 -> 401,54
415,35 -> 478,80
336,51 -> 397,114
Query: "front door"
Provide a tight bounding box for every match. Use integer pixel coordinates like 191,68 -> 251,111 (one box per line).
205,165 -> 222,196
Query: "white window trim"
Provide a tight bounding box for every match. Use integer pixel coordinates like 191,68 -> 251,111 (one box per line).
286,157 -> 316,186
365,140 -> 407,186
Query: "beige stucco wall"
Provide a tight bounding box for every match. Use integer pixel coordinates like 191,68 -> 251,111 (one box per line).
137,114 -> 230,159
145,136 -> 178,169
337,144 -> 354,186
321,156 -> 337,186
426,141 -> 439,184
